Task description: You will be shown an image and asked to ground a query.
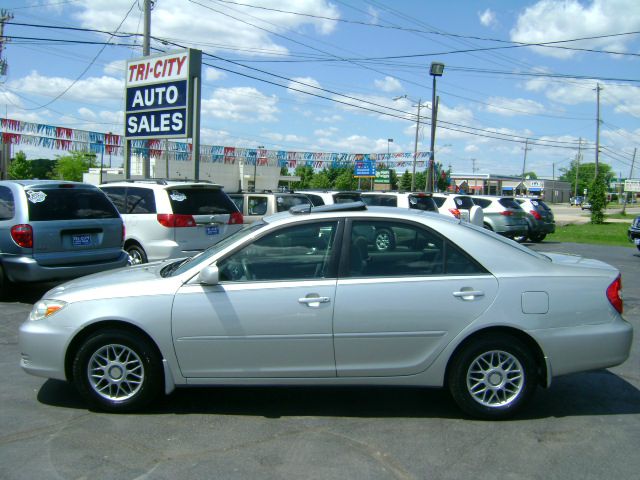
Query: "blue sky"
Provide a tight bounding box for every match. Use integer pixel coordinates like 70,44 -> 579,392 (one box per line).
2,0 -> 640,179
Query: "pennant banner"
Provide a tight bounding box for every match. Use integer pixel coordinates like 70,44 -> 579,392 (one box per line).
1,117 -> 431,168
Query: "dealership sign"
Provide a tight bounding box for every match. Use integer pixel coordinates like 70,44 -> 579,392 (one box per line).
125,50 -> 201,139
354,160 -> 376,178
625,179 -> 640,192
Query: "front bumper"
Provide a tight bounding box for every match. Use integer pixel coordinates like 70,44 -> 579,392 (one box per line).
628,226 -> 640,246
19,316 -> 71,381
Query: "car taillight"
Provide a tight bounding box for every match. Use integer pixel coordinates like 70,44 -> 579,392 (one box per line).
228,211 -> 244,225
448,208 -> 461,219
500,210 -> 514,216
606,275 -> 623,314
157,214 -> 196,228
11,224 -> 33,248
530,210 -> 542,220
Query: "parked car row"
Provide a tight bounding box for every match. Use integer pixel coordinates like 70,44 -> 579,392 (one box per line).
1,179 -> 558,298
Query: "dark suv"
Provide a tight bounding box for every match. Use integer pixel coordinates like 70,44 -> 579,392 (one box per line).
628,215 -> 640,251
0,180 -> 127,297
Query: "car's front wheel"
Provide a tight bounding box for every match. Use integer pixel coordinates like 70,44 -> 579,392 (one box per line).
447,335 -> 537,420
529,233 -> 547,243
72,330 -> 162,412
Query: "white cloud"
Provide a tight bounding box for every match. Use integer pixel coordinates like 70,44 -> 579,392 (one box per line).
287,77 -> 322,101
77,107 -> 97,120
201,87 -> 279,122
479,9 -> 497,27
511,0 -> 640,59
8,71 -> 123,103
485,97 -> 546,116
103,60 -> 125,78
315,114 -> 342,123
465,145 -> 480,153
204,67 -> 226,82
73,0 -> 339,57
314,127 -> 338,137
374,76 -> 402,93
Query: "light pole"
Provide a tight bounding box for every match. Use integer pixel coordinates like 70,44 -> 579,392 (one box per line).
253,145 -> 264,191
427,61 -> 445,193
97,139 -> 105,184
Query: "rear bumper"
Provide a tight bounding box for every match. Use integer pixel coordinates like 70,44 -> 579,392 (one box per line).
532,317 -> 633,379
2,252 -> 129,283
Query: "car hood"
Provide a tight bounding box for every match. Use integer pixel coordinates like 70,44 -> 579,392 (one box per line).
44,261 -> 178,301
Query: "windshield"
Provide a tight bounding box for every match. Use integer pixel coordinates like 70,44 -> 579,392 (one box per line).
163,221 -> 265,277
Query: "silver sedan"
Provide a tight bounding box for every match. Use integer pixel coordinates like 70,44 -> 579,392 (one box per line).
19,203 -> 632,419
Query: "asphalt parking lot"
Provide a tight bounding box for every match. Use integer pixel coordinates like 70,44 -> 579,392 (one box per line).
1,241 -> 639,480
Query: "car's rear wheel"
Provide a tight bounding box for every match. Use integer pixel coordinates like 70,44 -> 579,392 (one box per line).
529,233 -> 546,243
374,228 -> 396,251
448,335 -> 537,420
513,234 -> 528,243
126,244 -> 147,265
72,330 -> 162,412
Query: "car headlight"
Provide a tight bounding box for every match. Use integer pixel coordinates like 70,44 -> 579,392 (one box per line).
30,300 -> 67,321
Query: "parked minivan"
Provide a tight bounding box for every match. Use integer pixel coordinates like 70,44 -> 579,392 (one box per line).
0,180 -> 127,297
100,180 -> 242,264
229,192 -> 312,223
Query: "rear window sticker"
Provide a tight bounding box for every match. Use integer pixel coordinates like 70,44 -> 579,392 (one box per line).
26,191 -> 47,204
170,191 -> 187,202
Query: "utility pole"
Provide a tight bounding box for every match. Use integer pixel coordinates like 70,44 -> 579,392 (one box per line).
595,83 -> 602,177
141,0 -> 152,179
574,138 -> 582,200
521,138 -> 531,195
622,147 -> 637,215
411,100 -> 422,191
0,10 -> 14,180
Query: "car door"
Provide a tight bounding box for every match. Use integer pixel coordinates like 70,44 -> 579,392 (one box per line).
332,219 -> 499,377
172,220 -> 340,378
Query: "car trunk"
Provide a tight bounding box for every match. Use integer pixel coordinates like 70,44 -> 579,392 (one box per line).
165,186 -> 237,250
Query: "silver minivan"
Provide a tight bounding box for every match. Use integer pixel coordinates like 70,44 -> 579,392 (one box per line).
100,180 -> 243,264
0,180 -> 127,297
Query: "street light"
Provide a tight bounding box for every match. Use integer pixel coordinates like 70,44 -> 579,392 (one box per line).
97,139 -> 105,184
427,61 -> 445,193
253,145 -> 264,191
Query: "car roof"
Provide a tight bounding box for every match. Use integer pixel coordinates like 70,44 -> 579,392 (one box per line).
1,180 -> 98,189
100,180 -> 223,189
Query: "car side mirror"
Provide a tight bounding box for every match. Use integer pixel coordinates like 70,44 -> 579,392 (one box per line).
197,265 -> 220,285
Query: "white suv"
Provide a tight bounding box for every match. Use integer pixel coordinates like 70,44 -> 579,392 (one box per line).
432,193 -> 484,226
100,180 -> 243,264
297,190 -> 362,206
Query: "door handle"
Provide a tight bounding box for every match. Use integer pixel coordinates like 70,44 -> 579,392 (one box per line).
453,290 -> 485,300
298,295 -> 330,307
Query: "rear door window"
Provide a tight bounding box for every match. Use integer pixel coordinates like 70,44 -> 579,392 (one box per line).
361,195 -> 397,207
26,187 -> 120,220
333,193 -> 361,203
127,187 -> 156,214
454,196 -> 475,209
408,195 -> 437,211
0,186 -> 15,220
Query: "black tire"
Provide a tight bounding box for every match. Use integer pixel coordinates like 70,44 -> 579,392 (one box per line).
483,223 -> 493,231
72,330 -> 162,412
513,235 -> 528,243
447,335 -> 537,420
529,233 -> 547,243
0,264 -> 9,301
126,244 -> 148,265
374,228 -> 396,251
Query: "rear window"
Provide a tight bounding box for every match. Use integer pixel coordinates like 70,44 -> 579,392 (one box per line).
408,195 -> 438,211
229,194 -> 244,211
167,188 -> 238,215
472,197 -> 491,208
304,194 -> 325,206
361,195 -> 397,207
432,197 -> 446,207
498,198 -> 522,209
333,193 -> 361,203
276,194 -> 311,212
26,187 -> 119,221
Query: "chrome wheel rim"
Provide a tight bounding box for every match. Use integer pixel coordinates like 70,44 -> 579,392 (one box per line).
466,350 -> 524,408
88,344 -> 144,402
375,232 -> 391,250
127,249 -> 144,265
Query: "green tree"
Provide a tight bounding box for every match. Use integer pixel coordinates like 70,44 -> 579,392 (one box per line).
399,171 -> 412,191
388,169 -> 398,190
334,168 -> 357,190
52,151 -> 97,181
414,171 -> 426,191
559,161 -> 613,198
30,158 -> 57,179
291,165 -> 314,189
523,171 -> 538,179
309,169 -> 331,189
8,151 -> 32,179
589,171 -> 608,224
